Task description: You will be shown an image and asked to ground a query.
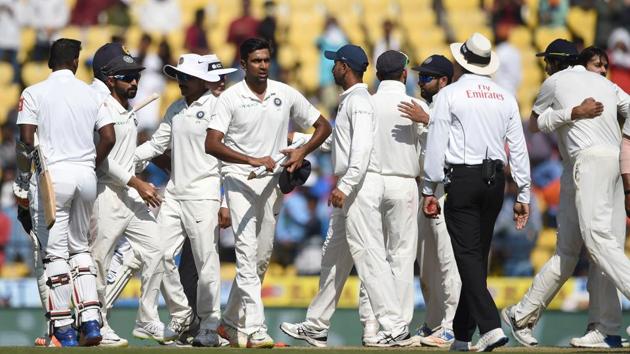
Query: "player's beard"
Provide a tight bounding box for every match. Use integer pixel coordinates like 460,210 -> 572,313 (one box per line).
114,85 -> 137,99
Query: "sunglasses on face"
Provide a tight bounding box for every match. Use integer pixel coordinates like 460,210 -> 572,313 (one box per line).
112,73 -> 141,83
176,72 -> 193,82
418,74 -> 436,84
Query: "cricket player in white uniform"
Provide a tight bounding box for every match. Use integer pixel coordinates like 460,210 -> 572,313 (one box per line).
354,50 -> 424,344
87,42 -> 174,347
280,44 -> 410,348
14,38 -> 116,347
399,54 -> 461,348
206,38 -> 331,348
502,40 -> 630,349
135,53 -> 236,347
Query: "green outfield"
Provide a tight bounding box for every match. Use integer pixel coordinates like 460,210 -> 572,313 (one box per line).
1,347 -> 630,354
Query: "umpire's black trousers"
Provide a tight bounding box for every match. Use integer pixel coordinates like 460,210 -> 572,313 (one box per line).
444,164 -> 504,341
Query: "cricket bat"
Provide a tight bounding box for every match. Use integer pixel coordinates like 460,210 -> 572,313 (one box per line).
248,136 -> 307,180
131,93 -> 159,114
33,133 -> 56,230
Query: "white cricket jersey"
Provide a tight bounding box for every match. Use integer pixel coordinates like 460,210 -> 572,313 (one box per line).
331,83 -> 380,196
533,66 -> 625,158
207,79 -> 320,176
372,80 -> 425,178
17,69 -> 111,168
423,74 -> 530,203
96,94 -> 138,188
135,90 -> 221,200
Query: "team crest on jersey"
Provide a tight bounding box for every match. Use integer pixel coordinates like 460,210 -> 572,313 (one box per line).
196,111 -> 205,119
273,98 -> 282,106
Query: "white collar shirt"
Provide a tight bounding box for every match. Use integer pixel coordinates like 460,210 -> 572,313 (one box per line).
17,69 -> 111,168
533,66 -> 626,159
208,79 -> 321,176
372,80 -> 426,178
135,90 -> 221,200
332,83 -> 380,196
423,74 -> 531,203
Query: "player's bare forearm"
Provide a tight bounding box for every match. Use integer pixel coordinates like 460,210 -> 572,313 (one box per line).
205,128 -> 257,165
95,123 -> 116,168
18,124 -> 36,149
301,116 -> 332,155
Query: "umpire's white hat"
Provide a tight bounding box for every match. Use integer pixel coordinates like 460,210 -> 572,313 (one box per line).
202,54 -> 238,77
163,54 -> 221,82
450,32 -> 500,76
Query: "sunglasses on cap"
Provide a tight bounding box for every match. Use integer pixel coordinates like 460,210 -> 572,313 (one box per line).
111,73 -> 141,83
418,74 -> 437,84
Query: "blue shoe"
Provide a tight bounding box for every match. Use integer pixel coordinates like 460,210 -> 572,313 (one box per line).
420,327 -> 455,348
415,323 -> 434,337
53,325 -> 79,347
80,320 -> 102,346
570,329 -> 622,348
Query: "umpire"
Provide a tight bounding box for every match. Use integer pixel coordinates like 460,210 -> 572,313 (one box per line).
422,33 -> 531,351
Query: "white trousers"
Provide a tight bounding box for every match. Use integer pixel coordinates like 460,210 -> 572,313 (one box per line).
358,175 -> 418,326
159,197 -> 221,330
222,174 -> 281,335
32,164 -> 96,259
304,172 -> 406,334
417,185 -> 461,331
514,146 -> 626,335
89,185 -> 163,324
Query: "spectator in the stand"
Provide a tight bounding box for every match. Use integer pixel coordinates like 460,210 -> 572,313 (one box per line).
538,0 -> 569,27
0,0 -> 25,83
608,27 -> 630,92
372,20 -> 400,70
0,120 -> 16,168
130,34 -> 167,131
593,0 -> 630,49
494,24 -> 522,95
490,0 -> 524,32
184,8 -> 209,55
136,0 -> 181,34
226,0 -> 260,70
0,207 -> 9,272
69,0 -> 114,26
28,0 -> 69,61
258,0 -> 279,78
105,0 -> 131,28
316,16 -> 347,113
492,175 -> 541,276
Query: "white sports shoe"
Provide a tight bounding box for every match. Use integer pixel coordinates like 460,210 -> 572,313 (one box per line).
421,327 -> 455,348
167,315 -> 194,337
363,328 -> 413,348
474,328 -> 508,352
570,329 -> 622,348
362,320 -> 379,346
133,321 -> 173,343
217,322 -> 248,347
99,325 -> 128,347
450,339 -> 477,352
247,329 -> 274,348
501,305 -> 538,347
280,322 -> 328,347
192,329 -> 221,347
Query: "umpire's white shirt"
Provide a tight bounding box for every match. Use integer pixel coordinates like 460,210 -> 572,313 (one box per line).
423,73 -> 530,203
372,80 -> 426,178
533,66 -> 626,157
332,83 -> 380,196
135,90 -> 220,200
17,69 -> 110,168
208,79 -> 320,176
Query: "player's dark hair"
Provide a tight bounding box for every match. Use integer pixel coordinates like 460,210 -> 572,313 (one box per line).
48,38 -> 82,69
240,37 -> 272,61
377,69 -> 403,81
579,46 -> 608,67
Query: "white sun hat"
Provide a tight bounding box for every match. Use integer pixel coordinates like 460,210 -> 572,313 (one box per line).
163,53 -> 221,82
201,54 -> 238,76
450,32 -> 500,76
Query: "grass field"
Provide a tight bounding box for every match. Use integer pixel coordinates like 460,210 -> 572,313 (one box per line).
1,347 -> 630,354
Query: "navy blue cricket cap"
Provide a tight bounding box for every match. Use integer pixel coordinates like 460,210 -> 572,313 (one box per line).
279,160 -> 312,194
536,39 -> 578,58
412,55 -> 453,81
324,44 -> 369,73
92,42 -> 144,81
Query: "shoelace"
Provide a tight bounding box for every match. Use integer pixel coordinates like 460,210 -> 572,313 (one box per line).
146,321 -> 164,334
